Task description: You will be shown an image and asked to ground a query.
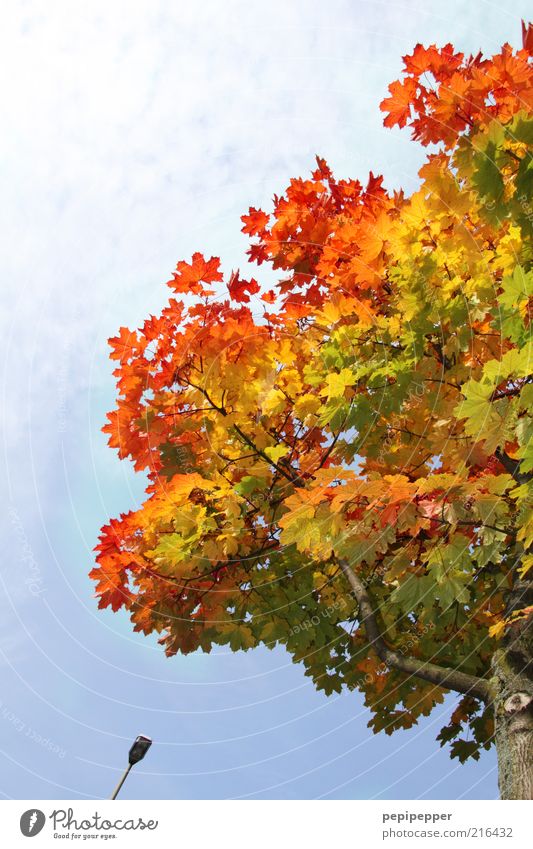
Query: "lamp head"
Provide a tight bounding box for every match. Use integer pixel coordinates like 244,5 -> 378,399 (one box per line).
128,735 -> 152,765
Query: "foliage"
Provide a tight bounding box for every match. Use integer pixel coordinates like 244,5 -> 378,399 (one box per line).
91,28 -> 533,762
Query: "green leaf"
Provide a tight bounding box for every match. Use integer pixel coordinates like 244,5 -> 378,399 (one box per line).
498,266 -> 532,310
450,739 -> 481,763
390,574 -> 434,612
235,475 -> 265,496
228,626 -> 256,652
147,534 -> 187,574
454,380 -> 492,424
320,368 -> 356,400
472,141 -> 504,202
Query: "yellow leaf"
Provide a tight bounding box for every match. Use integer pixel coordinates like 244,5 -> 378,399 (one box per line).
261,388 -> 286,416
168,473 -> 217,499
518,513 -> 533,549
488,620 -> 506,639
294,393 -> 321,419
320,368 -> 355,400
223,536 -> 239,556
518,554 -> 533,579
264,443 -> 289,463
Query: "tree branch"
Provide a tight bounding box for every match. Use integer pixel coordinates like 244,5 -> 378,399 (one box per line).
338,559 -> 492,703
233,424 -> 298,483
182,374 -> 299,483
495,447 -> 532,485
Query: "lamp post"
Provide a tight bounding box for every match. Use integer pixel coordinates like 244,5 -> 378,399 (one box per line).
110,735 -> 152,800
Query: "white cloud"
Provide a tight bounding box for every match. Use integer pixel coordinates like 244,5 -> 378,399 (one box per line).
0,0 -> 528,495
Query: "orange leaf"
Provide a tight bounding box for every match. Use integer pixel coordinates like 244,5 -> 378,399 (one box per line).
227,270 -> 260,303
380,77 -> 418,128
167,252 -> 222,294
241,207 -> 269,236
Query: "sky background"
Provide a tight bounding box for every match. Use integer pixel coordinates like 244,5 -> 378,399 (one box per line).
0,0 -> 530,800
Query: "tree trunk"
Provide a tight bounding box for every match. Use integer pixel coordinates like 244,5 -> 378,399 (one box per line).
492,632 -> 533,799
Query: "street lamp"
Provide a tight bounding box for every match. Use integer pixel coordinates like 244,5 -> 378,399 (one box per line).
110,735 -> 152,800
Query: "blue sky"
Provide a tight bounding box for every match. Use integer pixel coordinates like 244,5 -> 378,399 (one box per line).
0,0 -> 529,800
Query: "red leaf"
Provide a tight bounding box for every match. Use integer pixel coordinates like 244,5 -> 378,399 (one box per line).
108,327 -> 141,362
402,43 -> 441,75
167,252 -> 223,294
241,207 -> 269,236
522,20 -> 533,54
227,270 -> 260,303
380,77 -> 418,128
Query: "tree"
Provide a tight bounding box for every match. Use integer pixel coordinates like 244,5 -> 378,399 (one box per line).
91,27 -> 533,799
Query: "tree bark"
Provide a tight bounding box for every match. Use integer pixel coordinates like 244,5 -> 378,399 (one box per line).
492,578 -> 533,800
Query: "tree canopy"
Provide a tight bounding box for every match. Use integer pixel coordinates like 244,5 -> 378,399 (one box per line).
92,28 -> 533,771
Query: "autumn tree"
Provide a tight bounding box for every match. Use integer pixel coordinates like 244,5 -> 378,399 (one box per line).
91,27 -> 533,799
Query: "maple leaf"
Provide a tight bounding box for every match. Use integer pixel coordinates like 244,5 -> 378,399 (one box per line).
109,327 -> 141,363
227,270 -> 261,303
522,20 -> 533,54
402,43 -> 441,75
167,252 -> 223,294
241,207 -> 269,236
431,43 -> 464,76
380,76 -> 418,128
